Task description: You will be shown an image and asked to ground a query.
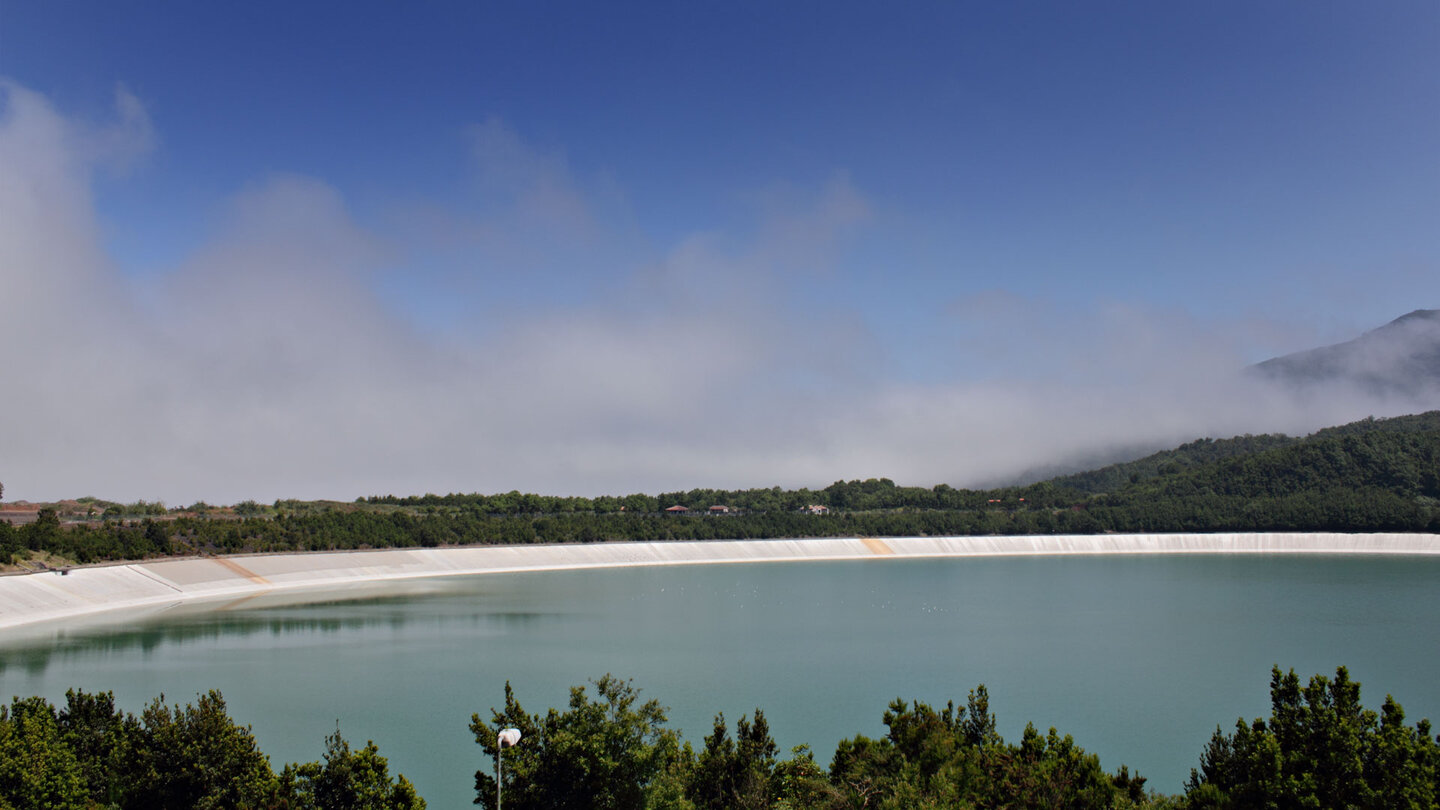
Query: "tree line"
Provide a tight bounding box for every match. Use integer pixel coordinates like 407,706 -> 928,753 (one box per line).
470,667 -> 1438,810
357,477 -> 1059,515
4,667 -> 1435,809
0,689 -> 423,809
4,414 -> 1439,567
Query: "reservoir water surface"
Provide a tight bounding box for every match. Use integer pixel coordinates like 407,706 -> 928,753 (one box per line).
2,554 -> 1437,806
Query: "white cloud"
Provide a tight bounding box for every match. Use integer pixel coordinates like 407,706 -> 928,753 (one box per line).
84,83 -> 156,176
749,172 -> 872,277
1,81 -> 1432,505
466,115 -> 598,236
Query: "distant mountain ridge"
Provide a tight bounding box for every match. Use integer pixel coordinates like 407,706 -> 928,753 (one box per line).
1252,309 -> 1440,398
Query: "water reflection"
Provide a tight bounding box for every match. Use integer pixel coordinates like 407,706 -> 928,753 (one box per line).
0,581 -> 566,676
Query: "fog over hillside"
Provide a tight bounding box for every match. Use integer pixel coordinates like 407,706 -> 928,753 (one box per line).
2,0 -> 1440,504
1001,312 -> 1440,486
1253,309 -> 1440,399
0,82 -> 1432,503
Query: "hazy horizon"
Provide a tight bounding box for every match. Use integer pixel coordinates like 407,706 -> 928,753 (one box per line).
3,4 -> 1438,505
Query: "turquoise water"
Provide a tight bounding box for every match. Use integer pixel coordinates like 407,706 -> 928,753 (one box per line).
2,554 -> 1437,806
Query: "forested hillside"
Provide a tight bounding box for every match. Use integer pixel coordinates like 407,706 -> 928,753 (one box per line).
1087,426 -> 1440,534
1311,410 -> 1440,439
1047,434 -> 1299,494
1048,411 -> 1440,495
2,412 -> 1438,568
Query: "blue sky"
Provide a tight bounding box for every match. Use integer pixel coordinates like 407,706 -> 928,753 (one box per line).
2,2 -> 1438,503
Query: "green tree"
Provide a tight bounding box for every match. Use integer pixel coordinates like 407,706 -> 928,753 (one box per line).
0,696 -> 88,810
0,520 -> 18,564
282,728 -> 426,810
1186,666 -> 1439,809
127,690 -> 280,810
57,688 -> 141,807
772,745 -> 841,809
470,675 -> 686,810
143,518 -> 172,556
828,733 -> 903,808
979,722 -> 1121,809
829,684 -> 1132,810
23,507 -> 60,552
688,711 -> 777,810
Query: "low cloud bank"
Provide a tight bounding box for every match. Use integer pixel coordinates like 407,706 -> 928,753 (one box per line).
1,82 -> 1431,505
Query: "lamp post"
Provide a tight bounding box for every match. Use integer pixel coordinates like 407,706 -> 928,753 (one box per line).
496,727 -> 521,810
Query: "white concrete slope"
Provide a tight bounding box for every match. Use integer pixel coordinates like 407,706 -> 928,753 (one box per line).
1,533 -> 1437,631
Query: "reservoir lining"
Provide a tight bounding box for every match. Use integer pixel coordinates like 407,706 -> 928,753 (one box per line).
2,532 -> 1438,631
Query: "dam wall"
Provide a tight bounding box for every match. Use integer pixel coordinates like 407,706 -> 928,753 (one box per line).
2,533 -> 1438,631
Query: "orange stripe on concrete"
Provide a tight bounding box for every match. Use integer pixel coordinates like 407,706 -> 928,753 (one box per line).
861,537 -> 894,555
213,557 -> 271,585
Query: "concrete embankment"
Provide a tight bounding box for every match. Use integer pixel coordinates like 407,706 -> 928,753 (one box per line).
2,533 -> 1437,631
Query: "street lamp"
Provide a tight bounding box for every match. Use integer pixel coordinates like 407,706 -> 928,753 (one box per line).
496,727 -> 521,810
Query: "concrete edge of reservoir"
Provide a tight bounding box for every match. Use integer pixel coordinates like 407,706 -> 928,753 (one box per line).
2,533 -> 1438,631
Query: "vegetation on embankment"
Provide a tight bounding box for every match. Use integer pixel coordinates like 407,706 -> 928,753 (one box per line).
4,667 -> 1436,809
3,412 -> 1439,570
